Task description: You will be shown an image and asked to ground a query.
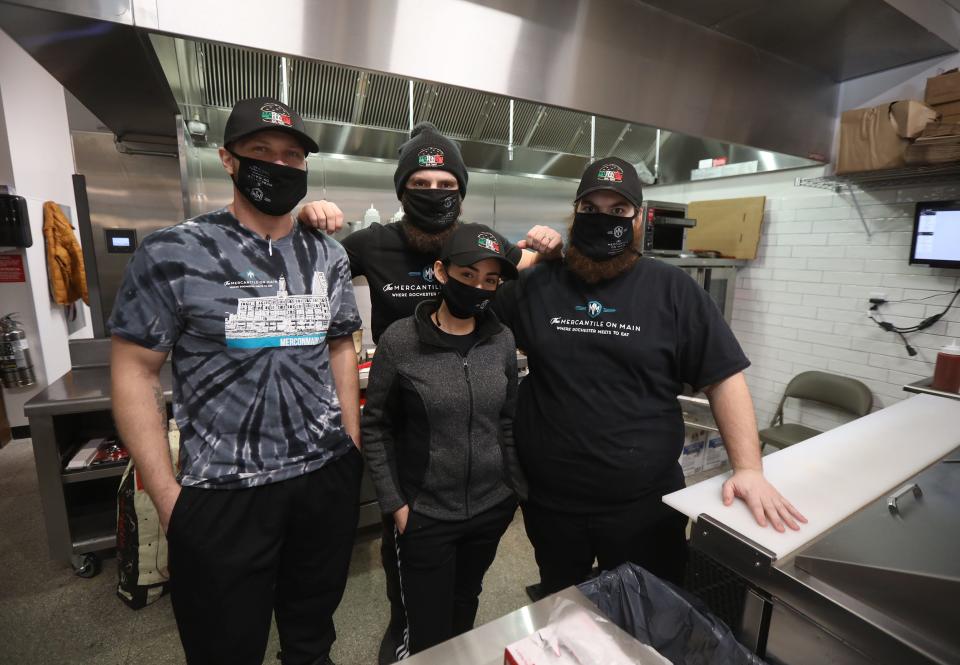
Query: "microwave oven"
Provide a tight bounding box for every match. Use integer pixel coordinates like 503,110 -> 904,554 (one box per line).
641,200 -> 696,256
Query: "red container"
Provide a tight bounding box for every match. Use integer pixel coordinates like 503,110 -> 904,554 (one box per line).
931,341 -> 960,393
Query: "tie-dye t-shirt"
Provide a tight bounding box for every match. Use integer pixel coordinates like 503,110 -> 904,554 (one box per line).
108,208 -> 361,488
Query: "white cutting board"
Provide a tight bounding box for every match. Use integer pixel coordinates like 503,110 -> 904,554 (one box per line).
663,394 -> 960,560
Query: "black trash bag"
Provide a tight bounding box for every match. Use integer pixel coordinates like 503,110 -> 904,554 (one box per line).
577,563 -> 765,665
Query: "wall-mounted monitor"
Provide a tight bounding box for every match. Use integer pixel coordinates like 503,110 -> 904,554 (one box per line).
910,200 -> 960,269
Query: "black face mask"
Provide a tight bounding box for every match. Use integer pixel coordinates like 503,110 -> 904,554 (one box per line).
403,188 -> 461,232
230,152 -> 307,216
570,212 -> 635,261
440,273 -> 495,319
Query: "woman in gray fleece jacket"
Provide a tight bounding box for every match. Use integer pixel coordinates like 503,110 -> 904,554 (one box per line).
362,223 -> 527,658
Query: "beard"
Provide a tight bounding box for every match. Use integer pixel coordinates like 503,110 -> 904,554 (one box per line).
564,221 -> 641,284
399,217 -> 459,255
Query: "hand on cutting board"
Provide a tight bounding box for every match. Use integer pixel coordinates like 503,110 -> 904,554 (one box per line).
297,200 -> 344,234
722,469 -> 807,532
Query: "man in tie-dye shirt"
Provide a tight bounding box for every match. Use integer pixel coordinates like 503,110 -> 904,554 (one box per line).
110,97 -> 360,665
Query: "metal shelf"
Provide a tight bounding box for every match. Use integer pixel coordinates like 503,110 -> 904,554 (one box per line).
793,164 -> 960,239
61,464 -> 126,485
903,378 -> 960,402
795,163 -> 960,193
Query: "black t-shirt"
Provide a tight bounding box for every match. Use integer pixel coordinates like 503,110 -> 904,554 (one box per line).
493,257 -> 749,513
342,222 -> 521,343
434,323 -> 480,357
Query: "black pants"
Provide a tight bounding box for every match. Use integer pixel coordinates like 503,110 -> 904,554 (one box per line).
380,516 -> 405,648
522,493 -> 688,596
395,498 -> 517,657
167,447 -> 363,665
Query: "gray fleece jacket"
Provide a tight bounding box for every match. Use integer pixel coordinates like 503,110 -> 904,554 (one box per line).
361,300 -> 527,521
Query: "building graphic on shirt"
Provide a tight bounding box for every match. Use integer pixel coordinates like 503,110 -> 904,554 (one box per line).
224,271 -> 331,348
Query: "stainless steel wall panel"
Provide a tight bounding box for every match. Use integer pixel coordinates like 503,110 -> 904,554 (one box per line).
492,174 -> 577,241
72,131 -> 184,330
318,157 -> 405,227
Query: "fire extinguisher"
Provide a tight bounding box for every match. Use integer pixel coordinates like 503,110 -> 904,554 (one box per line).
0,314 -> 36,388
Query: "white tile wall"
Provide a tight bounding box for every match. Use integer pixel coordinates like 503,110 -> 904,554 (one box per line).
649,167 -> 960,432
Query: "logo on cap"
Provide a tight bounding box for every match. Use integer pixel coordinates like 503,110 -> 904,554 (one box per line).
597,164 -> 624,183
260,102 -> 293,128
477,231 -> 501,254
418,147 -> 445,167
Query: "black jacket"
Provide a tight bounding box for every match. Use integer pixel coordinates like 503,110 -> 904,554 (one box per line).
362,300 -> 527,521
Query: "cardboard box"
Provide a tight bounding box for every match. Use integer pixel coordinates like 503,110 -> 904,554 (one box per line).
931,99 -> 960,118
924,69 -> 960,106
702,434 -> 728,471
905,136 -> 960,165
836,101 -> 938,174
892,100 -> 941,138
679,429 -> 707,477
685,196 -> 766,260
921,121 -> 960,139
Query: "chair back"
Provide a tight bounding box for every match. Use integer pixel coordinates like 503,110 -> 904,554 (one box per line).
780,370 -> 874,419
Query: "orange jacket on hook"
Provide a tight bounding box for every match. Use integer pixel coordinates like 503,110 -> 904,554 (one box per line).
43,201 -> 89,306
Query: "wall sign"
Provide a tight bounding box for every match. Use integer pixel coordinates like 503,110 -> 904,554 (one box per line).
0,254 -> 25,283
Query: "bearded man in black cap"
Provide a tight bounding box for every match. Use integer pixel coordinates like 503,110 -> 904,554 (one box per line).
300,121 -> 562,663
493,157 -> 806,596
110,96 -> 362,665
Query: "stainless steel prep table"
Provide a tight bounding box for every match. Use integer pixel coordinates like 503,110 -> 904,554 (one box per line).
24,365 -> 173,571
689,447 -> 960,665
669,398 -> 960,665
400,586 -> 596,665
24,354 -> 380,574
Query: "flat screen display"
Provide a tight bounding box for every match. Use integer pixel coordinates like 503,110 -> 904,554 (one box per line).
910,201 -> 960,269
104,228 -> 136,254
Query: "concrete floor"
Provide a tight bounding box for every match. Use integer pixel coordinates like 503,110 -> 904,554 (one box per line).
0,438 -> 540,665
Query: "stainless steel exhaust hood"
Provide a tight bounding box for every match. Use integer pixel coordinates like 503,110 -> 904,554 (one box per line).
1,0 -> 957,182
0,1 -> 179,146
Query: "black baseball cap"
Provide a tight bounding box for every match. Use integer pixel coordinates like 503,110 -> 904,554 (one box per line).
575,156 -> 643,210
223,96 -> 319,153
440,223 -> 518,280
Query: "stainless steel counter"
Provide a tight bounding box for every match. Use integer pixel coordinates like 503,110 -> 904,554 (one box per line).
690,447 -> 960,665
401,587 -> 595,665
24,365 -> 173,417
23,358 -> 379,573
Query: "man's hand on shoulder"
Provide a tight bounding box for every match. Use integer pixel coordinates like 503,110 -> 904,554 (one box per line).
722,468 -> 807,532
297,200 -> 344,234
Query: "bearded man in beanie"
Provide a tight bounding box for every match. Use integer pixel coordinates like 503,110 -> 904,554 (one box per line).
110,97 -> 362,665
300,121 -> 562,663
493,157 -> 806,596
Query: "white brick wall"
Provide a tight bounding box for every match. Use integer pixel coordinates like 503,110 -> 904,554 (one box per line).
649,166 -> 960,433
